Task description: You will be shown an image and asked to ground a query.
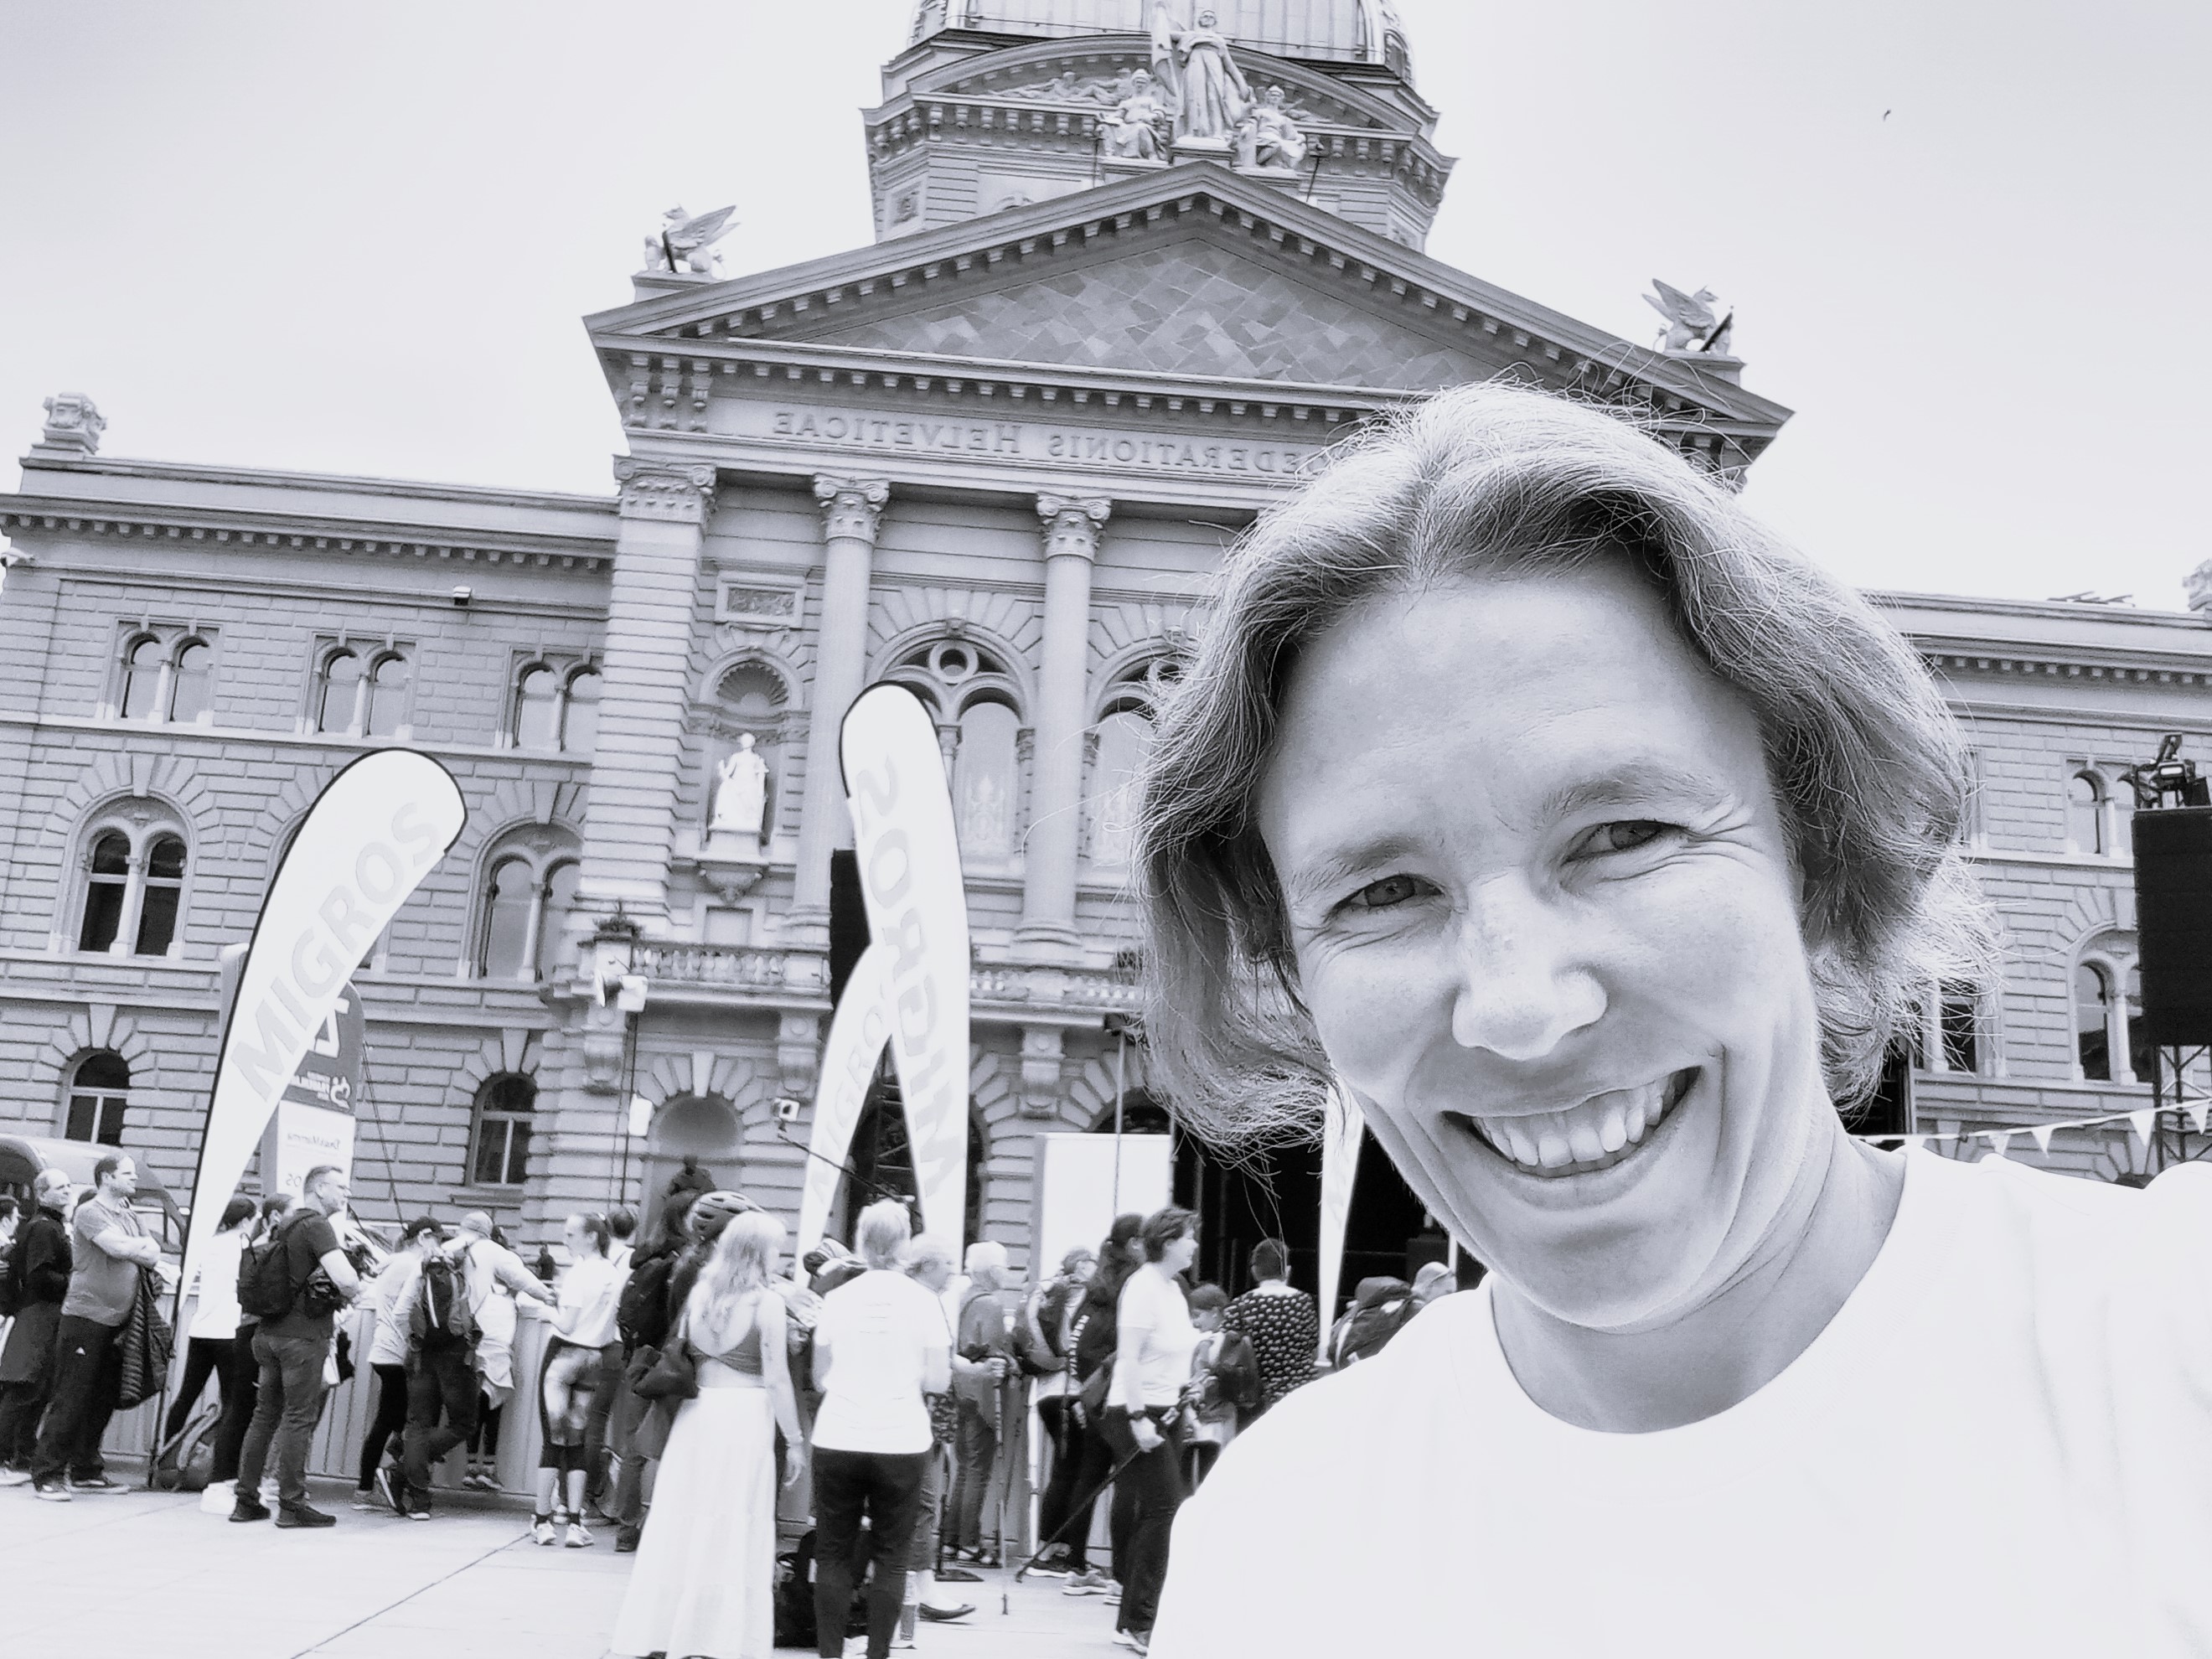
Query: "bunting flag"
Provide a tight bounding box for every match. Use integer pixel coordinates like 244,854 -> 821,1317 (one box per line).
1858,1096 -> 2212,1160
2030,1124 -> 2056,1155
2131,1109 -> 2158,1147
2192,1103 -> 2210,1136
178,750 -> 465,1309
1317,1080 -> 1364,1362
1986,1130 -> 2012,1160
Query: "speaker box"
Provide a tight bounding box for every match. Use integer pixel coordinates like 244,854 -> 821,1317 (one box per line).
828,849 -> 871,1010
2132,806 -> 2212,1047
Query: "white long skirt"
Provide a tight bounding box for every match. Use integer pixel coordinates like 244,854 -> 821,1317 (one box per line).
609,1386 -> 778,1659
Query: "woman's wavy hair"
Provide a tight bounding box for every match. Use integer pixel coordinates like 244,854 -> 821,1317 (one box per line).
691,1209 -> 785,1350
1137,382 -> 1993,1142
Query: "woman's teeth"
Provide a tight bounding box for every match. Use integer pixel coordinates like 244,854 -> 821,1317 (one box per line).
1470,1072 -> 1691,1176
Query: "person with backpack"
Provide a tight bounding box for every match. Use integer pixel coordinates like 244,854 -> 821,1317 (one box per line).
450,1212 -> 553,1490
603,1187 -> 703,1553
198,1194 -> 292,1514
1057,1214 -> 1145,1600
1219,1238 -> 1317,1414
947,1240 -> 1019,1565
1181,1284 -> 1257,1488
0,1169 -> 72,1485
1326,1276 -> 1417,1370
352,1217 -> 442,1512
390,1223 -> 482,1518
230,1164 -> 360,1528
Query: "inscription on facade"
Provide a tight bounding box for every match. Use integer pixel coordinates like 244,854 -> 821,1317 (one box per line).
754,406 -> 1325,479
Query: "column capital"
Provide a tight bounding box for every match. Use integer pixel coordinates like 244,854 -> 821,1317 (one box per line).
613,457 -> 718,525
812,475 -> 891,543
1036,494 -> 1113,561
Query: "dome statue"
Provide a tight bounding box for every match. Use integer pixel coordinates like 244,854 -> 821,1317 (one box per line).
909,0 -> 1413,79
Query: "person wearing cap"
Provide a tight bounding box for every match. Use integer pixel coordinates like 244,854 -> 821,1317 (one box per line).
354,1217 -> 442,1512
451,1212 -> 553,1491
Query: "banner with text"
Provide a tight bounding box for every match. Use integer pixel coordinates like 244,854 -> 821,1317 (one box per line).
179,752 -> 465,1303
261,978 -> 366,1201
797,945 -> 895,1258
842,683 -> 972,1244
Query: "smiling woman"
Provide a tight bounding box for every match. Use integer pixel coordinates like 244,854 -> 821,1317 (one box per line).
1141,385 -> 2212,1658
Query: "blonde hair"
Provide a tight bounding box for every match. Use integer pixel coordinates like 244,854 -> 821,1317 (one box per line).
855,1199 -> 913,1271
1139,382 -> 1993,1137
901,1233 -> 959,1279
690,1210 -> 784,1351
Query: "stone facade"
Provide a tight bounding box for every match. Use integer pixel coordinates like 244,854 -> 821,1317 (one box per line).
0,8 -> 2199,1270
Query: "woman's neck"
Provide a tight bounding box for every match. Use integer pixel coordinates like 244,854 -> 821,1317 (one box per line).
1491,1120 -> 1904,1434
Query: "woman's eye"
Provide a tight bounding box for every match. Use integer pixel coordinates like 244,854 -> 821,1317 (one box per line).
1582,820 -> 1671,856
1346,874 -> 1426,910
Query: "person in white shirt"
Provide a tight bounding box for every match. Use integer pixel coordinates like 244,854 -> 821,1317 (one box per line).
1137,383 -> 2212,1656
351,1217 -> 441,1511
162,1194 -> 255,1454
452,1210 -> 552,1490
811,1200 -> 952,1659
534,1212 -> 622,1547
1103,1207 -> 1201,1653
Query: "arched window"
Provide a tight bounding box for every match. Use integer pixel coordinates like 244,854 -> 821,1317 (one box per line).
64,1052 -> 131,1146
119,636 -> 164,720
137,835 -> 186,955
476,830 -> 582,980
514,665 -> 561,749
2076,962 -> 2116,1080
955,699 -> 1020,857
562,668 -> 602,754
168,640 -> 213,723
2067,771 -> 2105,855
317,649 -> 364,734
470,1072 -> 536,1187
1088,705 -> 1155,866
79,832 -> 132,953
364,652 -> 411,738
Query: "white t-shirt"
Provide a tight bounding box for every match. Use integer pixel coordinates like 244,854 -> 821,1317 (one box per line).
811,1269 -> 948,1456
1155,1148 -> 2212,1657
1117,1264 -> 1199,1410
554,1254 -> 624,1349
185,1227 -> 248,1341
365,1253 -> 423,1367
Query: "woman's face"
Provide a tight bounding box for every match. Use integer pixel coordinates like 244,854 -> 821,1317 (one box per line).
562,1216 -> 595,1258
1160,1227 -> 1200,1277
1256,563 -> 1831,1331
914,1256 -> 954,1293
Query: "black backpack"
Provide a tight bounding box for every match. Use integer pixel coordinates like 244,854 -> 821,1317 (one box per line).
0,1241 -> 19,1319
1204,1328 -> 1263,1412
617,1250 -> 678,1350
411,1254 -> 477,1351
1330,1277 -> 1416,1367
775,1529 -> 871,1648
238,1213 -> 311,1322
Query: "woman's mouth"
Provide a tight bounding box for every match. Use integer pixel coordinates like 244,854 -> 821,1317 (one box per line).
1454,1068 -> 1698,1177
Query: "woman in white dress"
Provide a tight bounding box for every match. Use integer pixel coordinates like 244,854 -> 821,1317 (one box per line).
611,1209 -> 803,1659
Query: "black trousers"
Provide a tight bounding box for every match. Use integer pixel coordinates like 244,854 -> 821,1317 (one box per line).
163,1336 -> 235,1445
401,1341 -> 479,1498
358,1362 -> 409,1489
1097,1408 -> 1188,1637
0,1372 -> 54,1470
1036,1396 -> 1096,1570
29,1315 -> 124,1485
208,1322 -> 261,1485
813,1447 -> 928,1659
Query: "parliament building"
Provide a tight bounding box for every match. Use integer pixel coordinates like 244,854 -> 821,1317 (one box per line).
3,0 -> 2204,1291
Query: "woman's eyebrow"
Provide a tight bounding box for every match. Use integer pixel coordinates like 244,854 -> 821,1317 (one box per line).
1538,762 -> 1733,823
1279,835 -> 1430,908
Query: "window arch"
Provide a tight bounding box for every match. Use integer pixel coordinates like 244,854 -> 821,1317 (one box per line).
954,698 -> 1020,857
116,631 -> 216,725
2075,933 -> 2147,1083
474,828 -> 582,980
469,1072 -> 536,1187
168,640 -> 214,723
1084,653 -> 1183,866
886,636 -> 1028,861
2065,765 -> 2133,859
364,652 -> 411,738
120,636 -> 164,720
75,816 -> 190,958
63,1051 -> 131,1146
313,642 -> 413,738
512,659 -> 603,753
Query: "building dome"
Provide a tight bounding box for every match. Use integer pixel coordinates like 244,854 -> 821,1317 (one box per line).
911,0 -> 1413,78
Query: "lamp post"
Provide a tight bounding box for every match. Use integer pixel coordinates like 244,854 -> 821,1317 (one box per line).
588,908 -> 650,1209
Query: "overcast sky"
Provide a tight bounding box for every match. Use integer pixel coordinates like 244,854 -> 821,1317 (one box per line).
3,1 -> 2205,607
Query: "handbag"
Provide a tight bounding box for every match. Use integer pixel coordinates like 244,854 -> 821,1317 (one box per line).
631,1312 -> 699,1401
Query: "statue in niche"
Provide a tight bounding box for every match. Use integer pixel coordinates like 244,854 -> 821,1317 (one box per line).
1235,85 -> 1308,171
710,733 -> 770,845
1151,4 -> 1253,146
1102,70 -> 1171,159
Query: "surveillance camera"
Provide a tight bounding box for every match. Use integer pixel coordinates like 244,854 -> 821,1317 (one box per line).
451,585 -> 473,607
773,1096 -> 804,1124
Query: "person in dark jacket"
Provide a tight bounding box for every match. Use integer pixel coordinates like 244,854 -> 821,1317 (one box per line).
0,1170 -> 72,1481
1057,1213 -> 1146,1596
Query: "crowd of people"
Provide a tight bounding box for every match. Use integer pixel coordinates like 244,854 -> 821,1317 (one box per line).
0,1145 -> 1464,1657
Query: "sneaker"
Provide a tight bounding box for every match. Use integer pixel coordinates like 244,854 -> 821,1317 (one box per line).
0,1465 -> 31,1487
532,1517 -> 558,1547
466,1470 -> 499,1492
918,1603 -> 974,1623
1063,1569 -> 1109,1596
230,1495 -> 271,1523
276,1501 -> 336,1529
350,1489 -> 384,1511
199,1479 -> 236,1515
373,1467 -> 402,1515
69,1474 -> 121,1493
32,1480 -> 71,1502
614,1522 -> 641,1553
1112,1631 -> 1150,1655
565,1521 -> 594,1548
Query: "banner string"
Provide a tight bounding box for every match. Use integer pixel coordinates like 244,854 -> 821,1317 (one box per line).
1853,1094 -> 2212,1155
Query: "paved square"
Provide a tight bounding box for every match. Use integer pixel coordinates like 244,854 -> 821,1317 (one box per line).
0,1476 -> 1133,1658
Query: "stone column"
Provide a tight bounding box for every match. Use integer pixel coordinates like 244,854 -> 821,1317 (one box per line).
1015,494 -> 1109,959
788,475 -> 890,943
574,458 -> 716,933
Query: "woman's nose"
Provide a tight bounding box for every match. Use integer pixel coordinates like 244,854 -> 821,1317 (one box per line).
1447,886 -> 1605,1062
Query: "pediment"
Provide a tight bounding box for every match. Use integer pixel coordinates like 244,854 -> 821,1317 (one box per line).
590,164 -> 1788,437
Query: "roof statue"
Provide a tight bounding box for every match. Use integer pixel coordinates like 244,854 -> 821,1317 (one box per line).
1234,85 -> 1308,172
644,205 -> 738,277
1150,4 -> 1253,147
1102,70 -> 1171,159
32,393 -> 105,458
1643,280 -> 1735,355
